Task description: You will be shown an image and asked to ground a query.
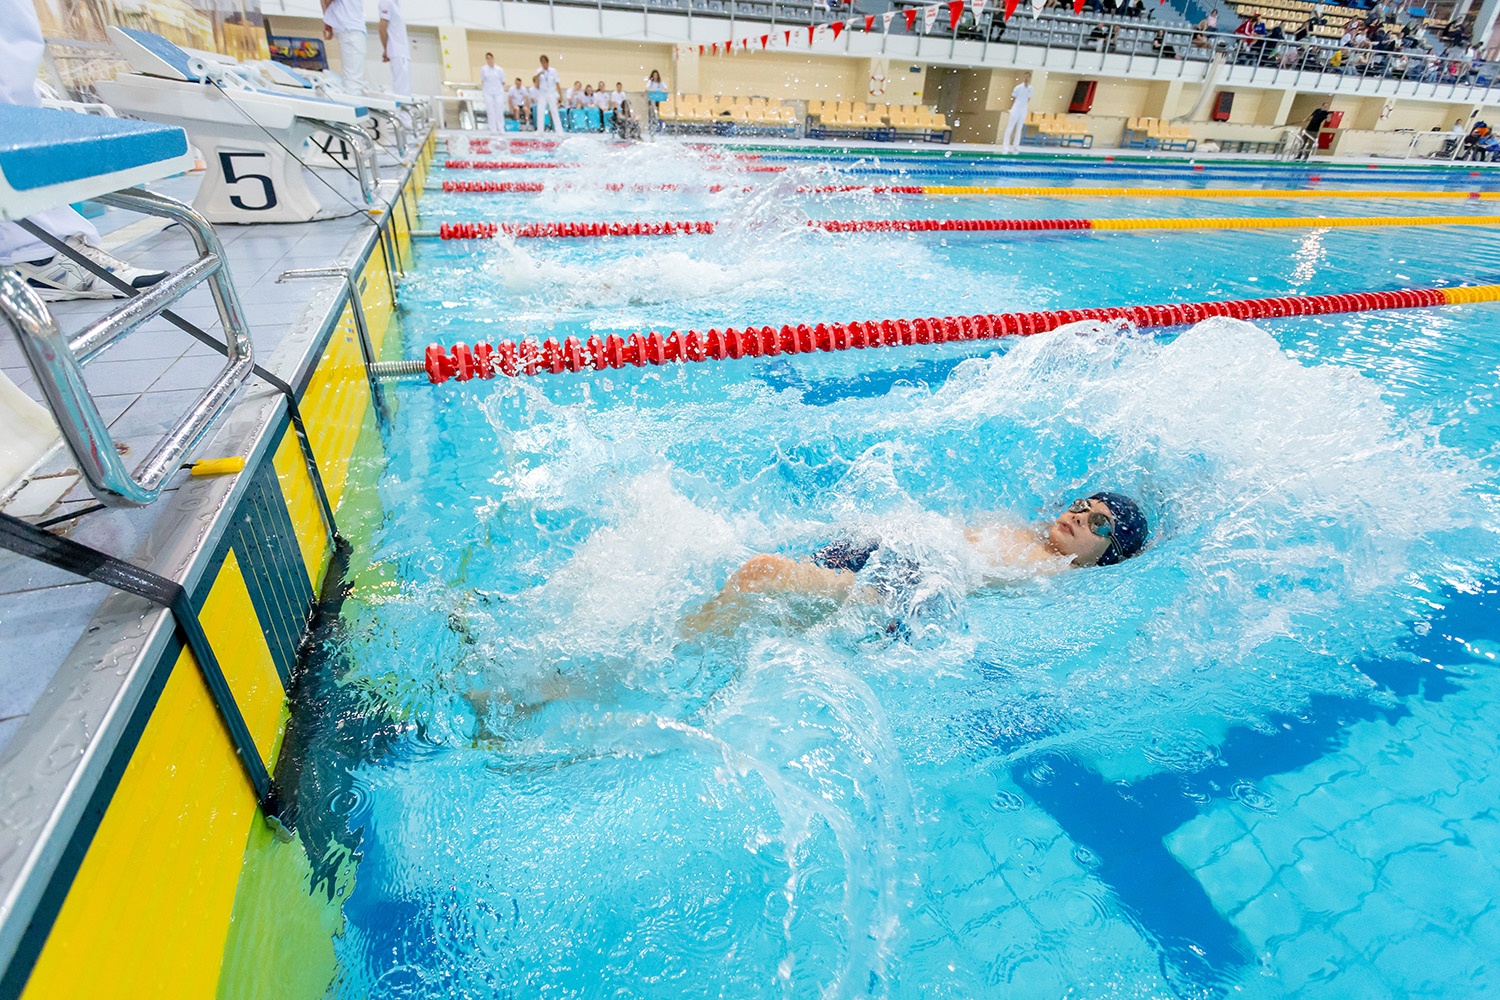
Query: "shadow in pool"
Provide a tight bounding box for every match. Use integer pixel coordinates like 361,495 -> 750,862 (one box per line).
1007,580 -> 1491,996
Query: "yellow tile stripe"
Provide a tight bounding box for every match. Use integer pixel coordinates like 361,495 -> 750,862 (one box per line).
1089,215 -> 1500,231
22,554 -> 284,1000
922,185 -> 1500,199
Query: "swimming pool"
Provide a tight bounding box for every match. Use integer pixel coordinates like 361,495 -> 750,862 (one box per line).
278,138 -> 1500,998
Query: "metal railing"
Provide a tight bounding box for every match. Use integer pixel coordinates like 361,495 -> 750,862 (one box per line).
493,0 -> 1496,102
0,189 -> 254,507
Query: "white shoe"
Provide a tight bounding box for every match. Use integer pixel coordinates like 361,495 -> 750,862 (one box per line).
9,235 -> 168,302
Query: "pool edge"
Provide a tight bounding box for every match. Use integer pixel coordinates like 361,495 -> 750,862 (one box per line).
0,132 -> 434,1000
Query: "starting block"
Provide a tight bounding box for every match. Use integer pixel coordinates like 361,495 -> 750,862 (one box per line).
96,27 -> 381,224
251,61 -> 412,163
0,105 -> 253,504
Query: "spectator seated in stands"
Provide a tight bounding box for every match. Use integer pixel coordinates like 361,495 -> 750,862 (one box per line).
1152,29 -> 1178,57
1463,121 -> 1499,160
614,98 -> 642,140
1124,0 -> 1147,18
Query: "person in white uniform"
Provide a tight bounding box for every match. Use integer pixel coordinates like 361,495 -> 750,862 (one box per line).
1002,73 -> 1033,152
534,55 -> 562,133
377,0 -> 410,95
479,53 -> 507,131
610,83 -> 627,110
321,0 -> 367,94
0,0 -> 166,299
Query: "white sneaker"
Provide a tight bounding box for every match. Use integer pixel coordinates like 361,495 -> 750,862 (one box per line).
9,235 -> 169,302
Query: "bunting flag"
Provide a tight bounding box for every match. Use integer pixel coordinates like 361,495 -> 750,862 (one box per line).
865,13 -> 875,30
711,42 -> 719,53
948,0 -> 965,28
785,29 -> 792,45
882,10 -> 895,30
1073,0 -> 1084,11
973,0 -> 987,17
923,3 -> 939,31
807,24 -> 816,43
698,44 -> 705,55
1004,0 -> 1019,18
831,20 -> 844,38
761,33 -> 769,47
903,7 -> 918,29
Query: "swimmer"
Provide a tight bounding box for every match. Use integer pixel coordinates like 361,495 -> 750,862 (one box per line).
681,492 -> 1148,636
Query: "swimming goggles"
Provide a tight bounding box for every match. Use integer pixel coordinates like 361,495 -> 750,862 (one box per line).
1068,498 -> 1125,559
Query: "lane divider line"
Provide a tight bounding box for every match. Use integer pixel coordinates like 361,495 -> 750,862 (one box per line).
430,215 -> 1500,240
443,159 -> 790,173
411,284 -> 1500,382
437,179 -> 926,194
922,185 -> 1500,199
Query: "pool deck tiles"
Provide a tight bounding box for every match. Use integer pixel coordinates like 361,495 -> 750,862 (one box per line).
0,174 -> 388,757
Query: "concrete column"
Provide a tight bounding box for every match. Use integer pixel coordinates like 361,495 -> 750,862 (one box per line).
1474,0 -> 1500,46
1143,79 -> 1183,118
1254,88 -> 1298,126
438,26 -> 467,89
672,44 -> 699,95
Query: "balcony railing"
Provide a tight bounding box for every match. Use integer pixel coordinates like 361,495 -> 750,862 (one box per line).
504,0 -> 1496,101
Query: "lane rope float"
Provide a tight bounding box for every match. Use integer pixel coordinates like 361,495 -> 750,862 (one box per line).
436,179 -> 926,194
394,283 -> 1500,383
921,185 -> 1500,200
430,215 -> 1500,240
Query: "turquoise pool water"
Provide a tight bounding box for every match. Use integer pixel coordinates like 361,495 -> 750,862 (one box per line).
286,138 -> 1500,998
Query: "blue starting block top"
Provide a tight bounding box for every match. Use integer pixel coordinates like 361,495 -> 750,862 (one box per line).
0,105 -> 192,222
110,27 -> 368,118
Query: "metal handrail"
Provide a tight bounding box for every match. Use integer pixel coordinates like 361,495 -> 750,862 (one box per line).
0,188 -> 254,507
315,120 -> 382,204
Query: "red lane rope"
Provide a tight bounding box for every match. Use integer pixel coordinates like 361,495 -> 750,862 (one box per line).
433,216 -> 1095,239
419,287 -> 1451,382
444,159 -> 576,169
438,220 -> 716,238
818,218 -> 1095,233
437,179 -> 925,194
442,181 -> 548,193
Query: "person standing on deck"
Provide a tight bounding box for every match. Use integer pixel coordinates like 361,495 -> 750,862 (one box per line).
377,0 -> 410,95
480,53 -> 507,132
1299,101 -> 1332,160
534,54 -> 563,133
1001,73 -> 1033,153
321,0 -> 367,93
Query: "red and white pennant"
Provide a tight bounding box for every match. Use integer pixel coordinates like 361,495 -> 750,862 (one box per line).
696,0 -> 1045,57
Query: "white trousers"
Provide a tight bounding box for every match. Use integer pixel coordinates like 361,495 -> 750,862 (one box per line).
388,56 -> 410,97
1002,100 -> 1029,149
335,28 -> 367,93
534,94 -> 562,133
0,0 -> 98,264
483,89 -> 507,131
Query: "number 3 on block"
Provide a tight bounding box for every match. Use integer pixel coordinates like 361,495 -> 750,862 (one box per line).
218,151 -> 279,211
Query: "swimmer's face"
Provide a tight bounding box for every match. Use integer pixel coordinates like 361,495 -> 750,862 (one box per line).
1047,498 -> 1116,567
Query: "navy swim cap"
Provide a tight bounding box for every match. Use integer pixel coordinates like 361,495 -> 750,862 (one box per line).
1089,492 -> 1148,566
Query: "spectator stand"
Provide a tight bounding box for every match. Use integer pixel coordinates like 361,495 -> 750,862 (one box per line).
655,94 -> 800,136
1021,112 -> 1096,146
805,99 -> 953,143
1121,116 -> 1199,149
